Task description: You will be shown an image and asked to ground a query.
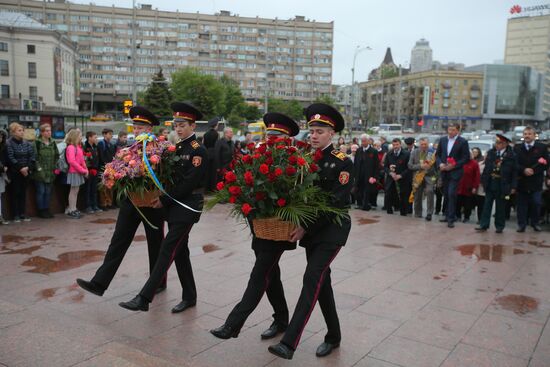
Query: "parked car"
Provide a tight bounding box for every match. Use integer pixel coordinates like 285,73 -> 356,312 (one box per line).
468,140 -> 494,156
90,114 -> 113,122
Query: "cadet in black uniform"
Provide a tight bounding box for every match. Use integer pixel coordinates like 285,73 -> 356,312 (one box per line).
476,134 -> 517,233
203,117 -> 220,192
269,103 -> 353,360
76,107 -> 166,297
210,113 -> 299,341
119,102 -> 207,313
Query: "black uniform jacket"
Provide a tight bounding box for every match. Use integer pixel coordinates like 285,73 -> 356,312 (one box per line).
384,149 -> 411,189
481,146 -> 518,197
513,141 -> 549,192
354,145 -> 379,187
300,144 -> 353,248
160,133 -> 207,223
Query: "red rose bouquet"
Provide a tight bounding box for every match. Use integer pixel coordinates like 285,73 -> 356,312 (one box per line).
207,136 -> 346,240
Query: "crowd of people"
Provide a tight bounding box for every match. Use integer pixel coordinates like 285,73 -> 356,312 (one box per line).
340,123 -> 550,233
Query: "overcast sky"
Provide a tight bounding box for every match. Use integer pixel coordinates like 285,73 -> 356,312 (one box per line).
75,0 -> 543,84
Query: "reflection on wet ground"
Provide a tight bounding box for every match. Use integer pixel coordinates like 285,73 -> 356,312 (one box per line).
89,218 -> 117,224
0,235 -> 54,244
36,283 -> 85,303
202,244 -> 221,253
22,250 -> 106,274
494,294 -> 539,316
133,235 -> 146,242
374,243 -> 403,249
357,217 -> 379,225
1,245 -> 42,255
455,244 -> 531,262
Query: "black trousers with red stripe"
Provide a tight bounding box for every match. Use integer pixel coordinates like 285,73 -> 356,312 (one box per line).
225,249 -> 288,330
281,245 -> 342,350
139,222 -> 195,302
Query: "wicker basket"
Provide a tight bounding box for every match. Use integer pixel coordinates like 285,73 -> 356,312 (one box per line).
128,190 -> 161,207
252,217 -> 296,242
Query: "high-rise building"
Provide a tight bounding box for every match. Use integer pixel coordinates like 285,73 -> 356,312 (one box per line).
505,6 -> 550,118
410,38 -> 432,74
0,0 -> 333,112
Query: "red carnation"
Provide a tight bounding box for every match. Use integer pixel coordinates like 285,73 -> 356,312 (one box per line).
276,145 -> 285,150
257,144 -> 267,154
296,140 -> 308,148
167,145 -> 176,152
288,155 -> 298,165
224,171 -> 237,183
286,146 -> 297,154
265,157 -> 274,165
447,157 -> 456,166
252,153 -> 261,159
297,157 -> 307,166
216,181 -> 225,191
244,171 -> 254,186
229,196 -> 237,203
255,192 -> 267,201
228,186 -> 242,196
274,167 -> 283,177
259,164 -> 270,175
241,203 -> 253,216
275,137 -> 285,143
242,155 -> 253,164
89,169 -> 98,176
286,166 -> 297,176
266,138 -> 276,146
268,173 -> 277,182
277,198 -> 286,207
313,150 -> 323,162
264,150 -> 272,157
247,142 -> 255,151
309,162 -> 318,173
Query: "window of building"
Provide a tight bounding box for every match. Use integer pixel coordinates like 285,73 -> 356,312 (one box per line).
1,84 -> 9,98
0,60 -> 8,76
463,80 -> 468,86
29,86 -> 37,99
0,42 -> 7,52
28,62 -> 37,78
27,45 -> 35,54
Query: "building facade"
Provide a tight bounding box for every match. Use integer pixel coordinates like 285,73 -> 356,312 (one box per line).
466,64 -> 545,130
359,70 -> 484,132
505,8 -> 550,118
0,0 -> 333,112
410,38 -> 432,74
0,12 -> 78,113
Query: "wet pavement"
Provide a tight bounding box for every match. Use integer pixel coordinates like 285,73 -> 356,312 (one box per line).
0,205 -> 549,367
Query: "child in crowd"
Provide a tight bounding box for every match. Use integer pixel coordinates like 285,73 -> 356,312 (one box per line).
115,130 -> 128,152
84,131 -> 102,214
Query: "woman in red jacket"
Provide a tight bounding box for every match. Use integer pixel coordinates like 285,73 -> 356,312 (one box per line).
456,150 -> 480,223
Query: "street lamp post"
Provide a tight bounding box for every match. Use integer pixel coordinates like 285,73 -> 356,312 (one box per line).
351,45 -> 371,131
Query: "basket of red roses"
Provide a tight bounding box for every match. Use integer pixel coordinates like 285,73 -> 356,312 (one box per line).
207,137 -> 347,241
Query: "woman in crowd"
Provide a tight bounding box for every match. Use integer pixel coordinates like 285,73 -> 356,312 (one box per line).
5,122 -> 35,222
0,128 -> 8,224
65,128 -> 88,219
456,150 -> 480,223
33,124 -> 59,218
471,147 -> 486,224
337,136 -> 346,149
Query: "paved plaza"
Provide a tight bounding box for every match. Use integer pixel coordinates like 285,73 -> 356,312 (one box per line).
0,205 -> 549,367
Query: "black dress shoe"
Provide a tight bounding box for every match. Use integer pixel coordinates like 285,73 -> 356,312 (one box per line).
533,225 -> 542,232
171,299 -> 196,313
517,227 -> 526,233
387,210 -> 394,214
268,343 -> 294,360
210,324 -> 240,339
495,228 -> 503,233
475,227 -> 487,232
439,218 -> 448,223
448,222 -> 455,228
119,295 -> 149,311
76,278 -> 104,296
155,285 -> 167,294
425,214 -> 432,221
260,323 -> 286,340
316,342 -> 340,357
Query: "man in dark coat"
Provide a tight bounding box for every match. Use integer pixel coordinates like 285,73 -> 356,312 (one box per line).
384,138 -> 411,216
203,117 -> 220,191
435,122 -> 470,227
119,102 -> 207,313
476,134 -> 517,233
210,112 -> 300,341
76,107 -> 166,297
214,126 -> 235,180
269,103 -> 353,360
354,133 -> 379,210
514,126 -> 549,232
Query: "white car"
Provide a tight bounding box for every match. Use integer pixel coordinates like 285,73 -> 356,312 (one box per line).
468,140 -> 494,156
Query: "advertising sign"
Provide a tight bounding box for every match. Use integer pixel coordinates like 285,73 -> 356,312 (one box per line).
422,86 -> 430,115
54,47 -> 62,101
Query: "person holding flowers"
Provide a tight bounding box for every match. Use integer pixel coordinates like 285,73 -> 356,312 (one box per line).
268,103 -> 353,360
435,122 -> 470,228
76,106 -> 166,298
83,131 -> 102,214
119,102 -> 207,313
514,126 -> 549,232
476,134 -> 517,233
210,112 -> 300,341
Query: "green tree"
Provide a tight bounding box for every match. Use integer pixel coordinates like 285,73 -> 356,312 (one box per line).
170,67 -> 225,119
243,104 -> 261,121
142,69 -> 172,117
267,98 -> 304,121
380,65 -> 398,79
220,74 -> 246,118
314,94 -> 336,106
